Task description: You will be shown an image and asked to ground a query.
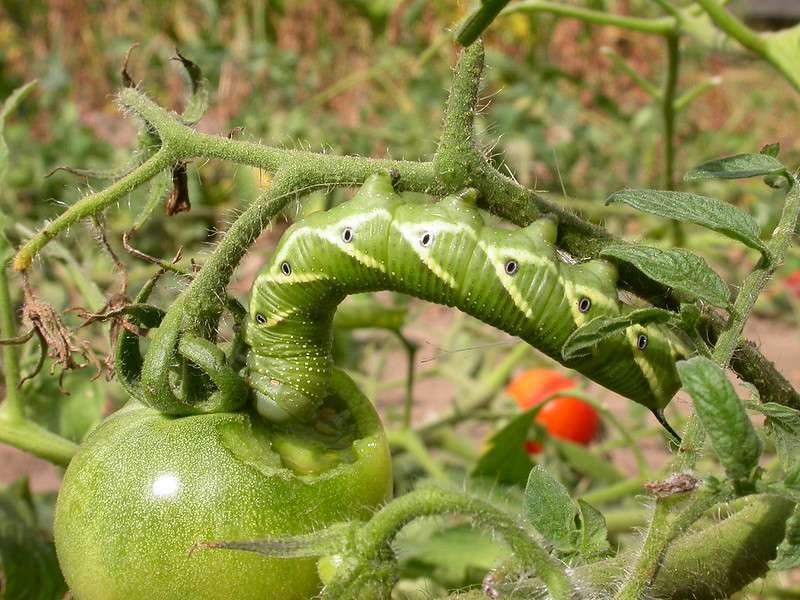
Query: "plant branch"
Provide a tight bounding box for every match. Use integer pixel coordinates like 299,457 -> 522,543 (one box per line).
354,487 -> 573,599
0,418 -> 77,466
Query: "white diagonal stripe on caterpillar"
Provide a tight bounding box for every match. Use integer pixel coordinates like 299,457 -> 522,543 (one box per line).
390,220 -> 458,288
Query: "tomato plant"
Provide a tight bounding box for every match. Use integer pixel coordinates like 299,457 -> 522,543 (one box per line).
54,370 -> 392,600
507,369 -> 600,453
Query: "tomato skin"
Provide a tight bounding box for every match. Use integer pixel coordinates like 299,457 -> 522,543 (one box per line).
54,369 -> 392,600
507,369 -> 600,453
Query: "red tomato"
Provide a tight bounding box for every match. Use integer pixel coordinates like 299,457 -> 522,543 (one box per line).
506,368 -> 600,454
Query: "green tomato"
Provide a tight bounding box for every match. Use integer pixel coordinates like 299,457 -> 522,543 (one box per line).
54,369 -> 392,600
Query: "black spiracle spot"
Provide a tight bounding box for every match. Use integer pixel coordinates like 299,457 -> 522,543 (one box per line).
505,260 -> 518,275
255,313 -> 267,325
280,261 -> 292,276
578,297 -> 592,313
637,334 -> 649,350
420,232 -> 434,247
342,227 -> 354,243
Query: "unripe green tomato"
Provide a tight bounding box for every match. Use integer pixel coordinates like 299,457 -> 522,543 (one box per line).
54,369 -> 392,600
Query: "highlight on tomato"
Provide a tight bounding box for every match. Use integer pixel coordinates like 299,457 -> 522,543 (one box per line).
506,368 -> 600,454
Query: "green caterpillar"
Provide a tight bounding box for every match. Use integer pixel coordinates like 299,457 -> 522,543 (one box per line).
246,173 -> 690,436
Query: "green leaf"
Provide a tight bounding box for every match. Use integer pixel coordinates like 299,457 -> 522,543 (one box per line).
751,402 -> 800,475
606,190 -> 767,255
677,357 -> 762,480
473,409 -> 535,486
0,479 -> 67,599
601,245 -> 730,308
523,465 -> 577,551
760,143 -> 780,158
770,504 -> 800,570
562,308 -> 673,361
555,440 -> 623,483
684,153 -> 786,181
0,80 -> 37,187
576,500 -> 610,560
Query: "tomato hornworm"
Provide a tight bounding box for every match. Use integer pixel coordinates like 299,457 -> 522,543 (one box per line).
246,173 -> 690,437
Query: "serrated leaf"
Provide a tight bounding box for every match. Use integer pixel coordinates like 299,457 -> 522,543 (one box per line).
473,409 -> 535,486
770,504 -> 800,570
562,308 -> 673,361
684,153 -> 786,181
576,500 -> 610,559
606,190 -> 767,255
0,80 -> 37,187
0,479 -> 67,599
760,143 -> 780,158
601,245 -> 730,308
524,465 -> 577,551
751,402 -> 800,475
677,357 -> 762,480
555,440 -> 623,483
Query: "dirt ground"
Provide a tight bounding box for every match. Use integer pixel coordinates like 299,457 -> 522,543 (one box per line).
2,314 -> 799,493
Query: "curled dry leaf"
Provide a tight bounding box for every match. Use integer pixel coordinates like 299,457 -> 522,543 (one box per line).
20,276 -> 96,388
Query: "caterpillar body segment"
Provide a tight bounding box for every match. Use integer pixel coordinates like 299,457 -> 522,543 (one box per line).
246,173 -> 690,427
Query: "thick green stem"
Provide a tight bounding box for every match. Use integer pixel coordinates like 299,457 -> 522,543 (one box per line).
0,418 -> 77,466
662,35 -> 679,191
0,248 -> 22,421
563,494 -> 796,599
356,487 -> 573,600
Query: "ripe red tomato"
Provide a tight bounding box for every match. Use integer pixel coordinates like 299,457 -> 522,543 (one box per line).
506,368 -> 600,453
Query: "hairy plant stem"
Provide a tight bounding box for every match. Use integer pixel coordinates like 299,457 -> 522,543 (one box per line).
613,488 -> 727,600
354,487 -> 573,600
